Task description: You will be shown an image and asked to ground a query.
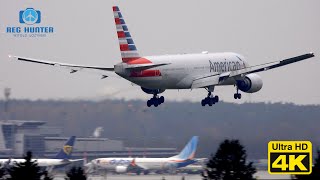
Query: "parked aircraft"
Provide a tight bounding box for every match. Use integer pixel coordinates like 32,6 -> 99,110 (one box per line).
85,136 -> 199,174
0,136 -> 81,169
10,6 -> 315,107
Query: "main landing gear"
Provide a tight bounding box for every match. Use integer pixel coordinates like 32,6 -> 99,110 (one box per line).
147,94 -> 165,107
201,91 -> 219,106
234,87 -> 242,99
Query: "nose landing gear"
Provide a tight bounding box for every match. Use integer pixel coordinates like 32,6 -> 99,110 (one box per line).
234,87 -> 242,99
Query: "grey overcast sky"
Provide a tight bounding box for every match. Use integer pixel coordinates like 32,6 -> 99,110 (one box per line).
0,0 -> 319,104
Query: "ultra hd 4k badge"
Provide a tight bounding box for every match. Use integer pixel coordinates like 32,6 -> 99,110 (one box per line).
19,8 -> 41,25
268,141 -> 312,175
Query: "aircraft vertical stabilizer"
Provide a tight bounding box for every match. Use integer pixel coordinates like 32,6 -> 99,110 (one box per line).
55,136 -> 76,159
113,6 -> 141,63
172,136 -> 199,160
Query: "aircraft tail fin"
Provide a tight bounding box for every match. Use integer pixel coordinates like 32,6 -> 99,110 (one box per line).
55,136 -> 76,159
172,136 -> 199,160
113,6 -> 141,63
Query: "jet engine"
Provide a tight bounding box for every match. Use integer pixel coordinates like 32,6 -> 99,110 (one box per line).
115,166 -> 128,173
141,87 -> 165,94
236,73 -> 263,93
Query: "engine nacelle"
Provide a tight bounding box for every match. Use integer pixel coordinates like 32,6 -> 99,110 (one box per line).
141,87 -> 165,94
115,166 -> 128,173
237,73 -> 263,93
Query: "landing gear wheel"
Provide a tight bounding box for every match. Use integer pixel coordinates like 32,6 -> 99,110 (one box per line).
234,86 -> 242,99
214,95 -> 219,103
153,98 -> 159,107
201,99 -> 205,106
159,96 -> 165,104
234,93 -> 242,99
147,100 -> 152,107
206,98 -> 212,106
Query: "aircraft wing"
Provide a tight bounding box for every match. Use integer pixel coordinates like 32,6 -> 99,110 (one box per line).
66,159 -> 84,163
127,158 -> 149,170
229,52 -> 315,77
10,55 -> 115,79
132,163 -> 149,170
191,52 -> 315,88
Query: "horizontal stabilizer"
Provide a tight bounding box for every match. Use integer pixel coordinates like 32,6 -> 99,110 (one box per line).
125,63 -> 170,71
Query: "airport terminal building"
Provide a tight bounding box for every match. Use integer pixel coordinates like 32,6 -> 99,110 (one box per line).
0,120 -> 178,160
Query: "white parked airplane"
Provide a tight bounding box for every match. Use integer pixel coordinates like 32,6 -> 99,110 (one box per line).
85,136 -> 199,174
10,6 -> 315,107
0,136 -> 81,169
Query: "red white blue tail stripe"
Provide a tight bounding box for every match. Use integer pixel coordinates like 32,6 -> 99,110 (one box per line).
113,6 -> 140,63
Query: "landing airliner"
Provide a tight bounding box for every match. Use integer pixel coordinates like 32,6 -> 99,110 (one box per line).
85,136 -> 198,174
10,6 -> 315,107
0,136 -> 81,170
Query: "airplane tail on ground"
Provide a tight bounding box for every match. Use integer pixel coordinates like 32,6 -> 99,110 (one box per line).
113,6 -> 141,63
171,136 -> 199,160
54,136 -> 76,159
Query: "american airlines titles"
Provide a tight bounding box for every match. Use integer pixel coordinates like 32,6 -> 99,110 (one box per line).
209,60 -> 246,73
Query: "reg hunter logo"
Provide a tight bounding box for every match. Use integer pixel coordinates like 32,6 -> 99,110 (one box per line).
6,8 -> 54,37
268,141 -> 312,175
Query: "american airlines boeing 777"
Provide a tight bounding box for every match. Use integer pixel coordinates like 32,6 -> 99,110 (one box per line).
10,6 -> 315,107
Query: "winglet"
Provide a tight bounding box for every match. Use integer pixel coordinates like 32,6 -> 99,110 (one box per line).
8,55 -> 15,60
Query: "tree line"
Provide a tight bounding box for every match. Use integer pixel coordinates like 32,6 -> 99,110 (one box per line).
0,99 -> 319,159
1,140 -> 319,179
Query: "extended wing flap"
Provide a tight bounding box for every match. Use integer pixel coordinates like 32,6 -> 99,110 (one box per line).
191,74 -> 220,89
